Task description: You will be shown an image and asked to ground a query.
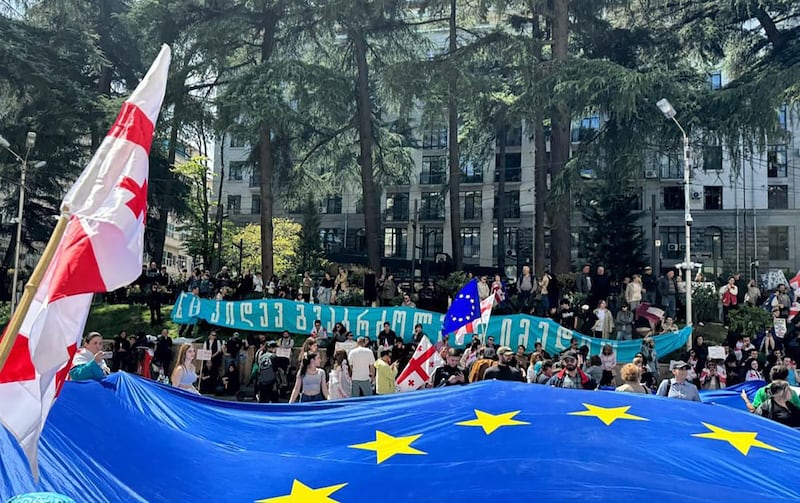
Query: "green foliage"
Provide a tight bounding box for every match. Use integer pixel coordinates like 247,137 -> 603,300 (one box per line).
297,199 -> 323,274
729,305 -> 774,338
437,271 -> 469,299
692,283 -> 720,324
580,191 -> 646,280
336,288 -> 365,307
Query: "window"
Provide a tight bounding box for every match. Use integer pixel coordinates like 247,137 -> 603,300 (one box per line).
461,228 -> 481,259
461,159 -> 483,183
383,228 -> 408,258
321,228 -> 342,252
768,145 -> 788,177
495,153 -> 521,182
768,185 -> 788,209
421,227 -> 443,258
227,195 -> 241,215
663,187 -> 684,210
420,192 -> 445,220
660,226 -> 685,260
354,198 -> 364,214
654,152 -> 683,179
384,193 -> 409,222
571,115 -> 600,143
251,195 -> 261,215
492,227 -> 518,259
769,226 -> 789,261
703,146 -> 722,171
322,196 -> 342,214
230,136 -> 247,148
778,105 -> 787,130
166,221 -> 176,238
462,191 -> 482,220
709,72 -> 722,90
421,126 -> 448,150
704,227 -> 723,260
494,190 -> 520,218
420,155 -> 447,184
347,228 -> 366,253
504,126 -> 522,147
249,170 -> 260,187
228,161 -> 245,181
704,186 -> 722,210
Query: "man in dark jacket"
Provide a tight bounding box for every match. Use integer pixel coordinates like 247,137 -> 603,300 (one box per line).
642,266 -> 657,305
483,347 -> 525,382
657,270 -> 678,318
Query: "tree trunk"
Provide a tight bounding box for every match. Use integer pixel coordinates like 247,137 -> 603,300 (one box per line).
531,10 -> 548,275
496,114 -> 507,271
447,0 -> 462,270
152,93 -> 185,267
258,11 -> 279,280
354,31 -> 381,274
549,0 -> 572,275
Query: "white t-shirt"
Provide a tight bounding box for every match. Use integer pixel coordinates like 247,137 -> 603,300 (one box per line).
349,346 -> 375,381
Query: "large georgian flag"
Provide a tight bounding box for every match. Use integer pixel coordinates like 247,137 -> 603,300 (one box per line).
396,335 -> 439,392
0,45 -> 170,475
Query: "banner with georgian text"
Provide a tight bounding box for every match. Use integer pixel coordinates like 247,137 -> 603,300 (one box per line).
171,292 -> 691,361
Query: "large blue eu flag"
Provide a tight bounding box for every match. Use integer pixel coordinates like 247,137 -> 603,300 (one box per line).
2,373 -> 800,502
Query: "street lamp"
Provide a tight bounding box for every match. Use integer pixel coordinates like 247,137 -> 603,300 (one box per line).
0,132 -> 45,313
656,99 -> 692,331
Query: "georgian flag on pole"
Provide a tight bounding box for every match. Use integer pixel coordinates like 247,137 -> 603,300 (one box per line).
0,45 -> 170,476
396,335 -> 438,392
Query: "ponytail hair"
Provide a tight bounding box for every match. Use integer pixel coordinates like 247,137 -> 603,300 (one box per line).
84,332 -> 103,346
300,352 -> 318,377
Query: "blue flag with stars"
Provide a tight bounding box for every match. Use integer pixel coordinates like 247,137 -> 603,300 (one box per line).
3,373 -> 800,502
441,278 -> 481,338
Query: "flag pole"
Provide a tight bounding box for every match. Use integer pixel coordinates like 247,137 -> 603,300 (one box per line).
0,210 -> 70,374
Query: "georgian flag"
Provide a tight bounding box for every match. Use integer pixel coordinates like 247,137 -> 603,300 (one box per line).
396,335 -> 439,392
0,46 -> 170,476
788,271 -> 800,319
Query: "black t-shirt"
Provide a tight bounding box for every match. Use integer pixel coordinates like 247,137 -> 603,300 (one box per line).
379,330 -> 397,347
756,400 -> 800,428
558,308 -> 577,329
483,364 -> 524,382
432,365 -> 466,387
227,338 -> 243,357
114,335 -> 130,353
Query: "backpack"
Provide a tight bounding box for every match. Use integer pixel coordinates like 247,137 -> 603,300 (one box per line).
658,378 -> 673,397
257,353 -> 276,385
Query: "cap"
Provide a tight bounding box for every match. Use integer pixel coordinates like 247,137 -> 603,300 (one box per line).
644,266 -> 652,270
267,341 -> 278,348
233,332 -> 240,337
670,360 -> 691,370
561,350 -> 578,361
497,346 -> 513,356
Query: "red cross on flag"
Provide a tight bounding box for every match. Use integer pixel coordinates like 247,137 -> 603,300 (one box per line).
396,335 -> 441,392
0,45 -> 170,477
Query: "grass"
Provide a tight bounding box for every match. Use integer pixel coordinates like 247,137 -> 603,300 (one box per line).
84,303 -> 179,337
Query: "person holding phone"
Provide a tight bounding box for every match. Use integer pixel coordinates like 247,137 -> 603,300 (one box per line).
69,332 -> 110,381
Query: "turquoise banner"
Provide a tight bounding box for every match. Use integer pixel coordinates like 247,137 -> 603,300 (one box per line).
171,293 -> 691,361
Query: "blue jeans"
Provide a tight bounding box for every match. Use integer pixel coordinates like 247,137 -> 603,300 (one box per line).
663,295 -> 676,319
299,393 -> 324,403
617,331 -> 632,341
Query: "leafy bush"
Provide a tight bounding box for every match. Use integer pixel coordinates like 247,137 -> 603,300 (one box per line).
692,283 -> 719,323
729,305 -> 773,338
336,288 -> 364,306
437,271 -> 469,299
556,272 -> 578,296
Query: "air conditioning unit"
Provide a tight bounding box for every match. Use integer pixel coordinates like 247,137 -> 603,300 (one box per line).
644,169 -> 658,179
667,243 -> 679,251
691,190 -> 702,200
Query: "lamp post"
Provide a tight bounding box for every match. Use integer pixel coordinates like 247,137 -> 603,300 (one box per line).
0,132 -> 44,313
656,99 -> 692,332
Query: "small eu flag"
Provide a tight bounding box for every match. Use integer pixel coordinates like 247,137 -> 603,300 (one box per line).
441,279 -> 481,338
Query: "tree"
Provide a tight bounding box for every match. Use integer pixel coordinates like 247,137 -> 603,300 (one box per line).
297,199 -> 323,274
171,156 -> 216,270
224,221 -> 301,279
581,192 -> 646,280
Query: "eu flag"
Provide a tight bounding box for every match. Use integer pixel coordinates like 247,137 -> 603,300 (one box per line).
441,279 -> 481,338
3,373 -> 800,502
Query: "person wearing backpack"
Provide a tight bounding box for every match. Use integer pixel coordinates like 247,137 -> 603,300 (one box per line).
256,342 -> 279,403
656,360 -> 700,401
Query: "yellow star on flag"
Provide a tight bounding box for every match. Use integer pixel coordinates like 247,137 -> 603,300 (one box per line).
255,479 -> 347,503
691,422 -> 783,456
348,430 -> 426,464
567,403 -> 649,426
456,409 -> 529,434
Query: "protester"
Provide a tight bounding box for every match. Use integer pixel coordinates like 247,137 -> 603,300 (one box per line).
615,304 -> 634,341
483,347 -> 525,382
753,381 -> 800,427
548,351 -> 596,389
432,349 -> 466,387
349,337 -> 375,397
111,329 -> 130,372
615,363 -> 649,394
375,350 -> 398,394
255,342 -> 279,403
289,352 -> 329,403
170,343 -> 199,394
656,361 -> 700,401
599,344 -> 616,386
328,349 -> 352,400
69,332 -> 110,382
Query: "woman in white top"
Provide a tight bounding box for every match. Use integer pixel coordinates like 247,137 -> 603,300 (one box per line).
171,343 -> 199,394
592,300 -> 614,339
328,349 -> 352,400
625,275 -> 643,311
